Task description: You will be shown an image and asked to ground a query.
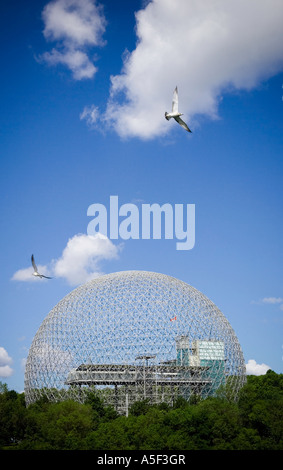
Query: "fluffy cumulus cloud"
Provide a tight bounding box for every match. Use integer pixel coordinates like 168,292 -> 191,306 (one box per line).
246,359 -> 271,376
0,347 -> 13,378
52,233 -> 120,285
41,0 -> 106,79
11,233 -> 120,287
101,0 -> 283,139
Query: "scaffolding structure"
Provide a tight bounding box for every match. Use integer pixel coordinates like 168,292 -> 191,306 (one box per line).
24,271 -> 246,410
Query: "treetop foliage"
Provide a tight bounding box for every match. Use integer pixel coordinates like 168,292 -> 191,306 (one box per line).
0,370 -> 282,450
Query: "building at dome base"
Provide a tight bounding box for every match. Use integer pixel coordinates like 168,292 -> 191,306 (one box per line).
24,271 -> 246,414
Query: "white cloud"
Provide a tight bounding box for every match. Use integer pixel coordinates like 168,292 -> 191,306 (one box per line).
11,265 -> 51,282
42,0 -> 105,46
246,359 -> 270,376
100,0 -> 283,139
0,347 -> 13,378
80,104 -> 100,127
30,344 -> 73,374
41,0 -> 106,80
52,233 -> 120,286
262,297 -> 283,304
251,296 -> 283,310
12,233 -> 120,287
42,48 -> 97,80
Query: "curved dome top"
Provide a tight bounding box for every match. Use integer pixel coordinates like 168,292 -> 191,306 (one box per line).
25,271 -> 246,406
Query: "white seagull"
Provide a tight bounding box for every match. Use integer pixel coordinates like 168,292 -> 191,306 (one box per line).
31,254 -> 52,279
165,86 -> 192,133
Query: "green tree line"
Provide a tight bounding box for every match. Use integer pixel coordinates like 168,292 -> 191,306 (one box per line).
0,370 -> 282,450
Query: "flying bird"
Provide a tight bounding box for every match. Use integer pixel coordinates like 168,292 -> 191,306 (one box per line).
165,86 -> 192,133
31,254 -> 52,279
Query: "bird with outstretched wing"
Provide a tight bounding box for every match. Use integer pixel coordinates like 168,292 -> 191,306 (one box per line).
31,254 -> 52,279
165,86 -> 192,133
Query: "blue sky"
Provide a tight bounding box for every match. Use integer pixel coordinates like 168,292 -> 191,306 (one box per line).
0,0 -> 283,392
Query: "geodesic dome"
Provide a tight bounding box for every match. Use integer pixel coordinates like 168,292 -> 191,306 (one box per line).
24,271 -> 246,412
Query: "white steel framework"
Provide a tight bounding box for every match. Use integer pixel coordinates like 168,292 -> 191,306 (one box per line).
24,271 -> 246,412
